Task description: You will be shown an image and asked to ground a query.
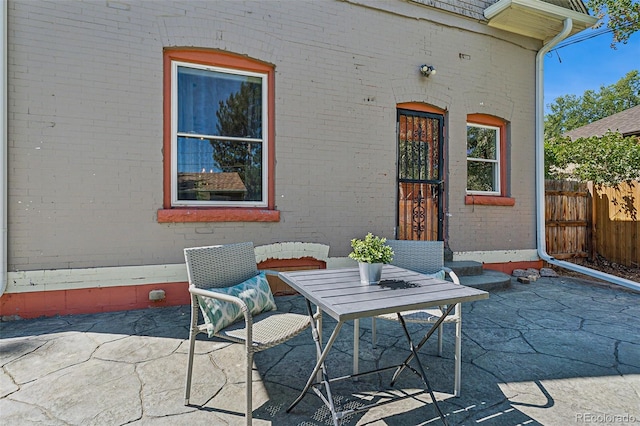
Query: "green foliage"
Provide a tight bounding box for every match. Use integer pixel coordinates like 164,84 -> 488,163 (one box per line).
586,0 -> 640,47
545,131 -> 640,185
349,233 -> 394,264
544,71 -> 640,185
545,70 -> 640,140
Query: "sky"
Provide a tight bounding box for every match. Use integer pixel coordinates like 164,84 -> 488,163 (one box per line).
544,24 -> 640,113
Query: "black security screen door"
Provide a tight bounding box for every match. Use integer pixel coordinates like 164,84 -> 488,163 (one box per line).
397,109 -> 444,241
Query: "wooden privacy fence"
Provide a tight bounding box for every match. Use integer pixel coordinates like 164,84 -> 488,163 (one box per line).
545,180 -> 639,268
593,181 -> 639,268
545,180 -> 591,260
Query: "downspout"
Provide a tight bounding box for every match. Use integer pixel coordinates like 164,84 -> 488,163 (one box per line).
535,19 -> 640,291
0,0 -> 7,297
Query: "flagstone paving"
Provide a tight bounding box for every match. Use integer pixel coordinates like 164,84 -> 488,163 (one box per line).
1,276 -> 639,425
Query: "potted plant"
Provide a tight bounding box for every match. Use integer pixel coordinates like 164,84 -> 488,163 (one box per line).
349,233 -> 394,285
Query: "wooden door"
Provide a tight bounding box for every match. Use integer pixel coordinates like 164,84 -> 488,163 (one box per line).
396,109 -> 444,241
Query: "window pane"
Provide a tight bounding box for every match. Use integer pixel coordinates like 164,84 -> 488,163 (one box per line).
177,136 -> 262,201
398,116 -> 439,181
467,126 -> 497,160
467,161 -> 497,192
177,66 -> 262,138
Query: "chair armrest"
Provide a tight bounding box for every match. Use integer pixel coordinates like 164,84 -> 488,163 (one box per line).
442,267 -> 461,285
189,286 -> 250,314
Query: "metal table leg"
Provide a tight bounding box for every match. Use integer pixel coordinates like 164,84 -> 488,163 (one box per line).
390,303 -> 456,387
396,312 -> 450,426
287,299 -> 344,426
290,301 -> 455,426
353,318 -> 359,375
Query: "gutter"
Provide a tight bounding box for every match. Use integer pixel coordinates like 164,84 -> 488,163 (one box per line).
0,0 -> 6,297
535,18 -> 640,292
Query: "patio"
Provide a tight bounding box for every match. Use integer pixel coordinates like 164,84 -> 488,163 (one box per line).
1,276 -> 639,425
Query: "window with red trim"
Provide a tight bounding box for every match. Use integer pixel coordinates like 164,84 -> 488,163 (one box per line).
158,49 -> 279,222
465,114 -> 514,206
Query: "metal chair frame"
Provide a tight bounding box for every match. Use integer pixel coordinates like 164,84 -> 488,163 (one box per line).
183,242 -> 311,425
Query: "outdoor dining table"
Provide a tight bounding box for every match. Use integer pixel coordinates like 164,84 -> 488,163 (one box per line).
278,264 -> 489,426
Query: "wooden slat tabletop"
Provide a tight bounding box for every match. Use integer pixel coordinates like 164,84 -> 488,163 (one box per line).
279,265 -> 489,322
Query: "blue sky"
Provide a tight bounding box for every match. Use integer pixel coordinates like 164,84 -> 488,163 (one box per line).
544,25 -> 640,113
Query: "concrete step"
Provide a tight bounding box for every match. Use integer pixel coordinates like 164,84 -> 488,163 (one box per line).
445,260 -> 484,277
458,269 -> 512,292
444,260 -> 512,291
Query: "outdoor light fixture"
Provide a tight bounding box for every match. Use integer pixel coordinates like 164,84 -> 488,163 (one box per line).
420,64 -> 436,77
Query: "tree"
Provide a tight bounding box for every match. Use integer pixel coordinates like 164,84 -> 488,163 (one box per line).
586,0 -> 640,47
545,131 -> 640,186
544,70 -> 640,140
544,71 -> 640,186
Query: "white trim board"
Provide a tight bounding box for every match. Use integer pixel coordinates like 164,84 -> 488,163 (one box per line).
8,264 -> 188,293
453,249 -> 540,263
6,249 -> 540,293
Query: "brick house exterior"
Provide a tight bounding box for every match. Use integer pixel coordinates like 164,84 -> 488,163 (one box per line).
0,0 -> 595,318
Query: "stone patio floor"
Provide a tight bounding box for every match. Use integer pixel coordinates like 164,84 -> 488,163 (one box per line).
1,276 -> 639,425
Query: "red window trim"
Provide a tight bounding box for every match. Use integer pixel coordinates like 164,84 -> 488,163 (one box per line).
464,195 -> 515,206
465,113 -> 514,207
158,48 -> 278,223
157,208 -> 280,223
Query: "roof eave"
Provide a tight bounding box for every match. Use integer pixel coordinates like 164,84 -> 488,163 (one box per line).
484,0 -> 598,42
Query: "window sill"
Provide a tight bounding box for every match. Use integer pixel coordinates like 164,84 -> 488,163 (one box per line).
157,208 -> 280,223
465,195 -> 515,206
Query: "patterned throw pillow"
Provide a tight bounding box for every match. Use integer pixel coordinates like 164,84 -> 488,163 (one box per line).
428,270 -> 446,280
197,272 -> 277,337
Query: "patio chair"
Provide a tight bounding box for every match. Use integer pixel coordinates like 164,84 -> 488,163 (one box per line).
184,242 -> 311,425
372,239 -> 463,396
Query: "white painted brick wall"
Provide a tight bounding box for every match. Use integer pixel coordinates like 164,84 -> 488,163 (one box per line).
7,0 -> 541,273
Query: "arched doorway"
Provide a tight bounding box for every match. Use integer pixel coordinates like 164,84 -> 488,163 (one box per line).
396,106 -> 444,241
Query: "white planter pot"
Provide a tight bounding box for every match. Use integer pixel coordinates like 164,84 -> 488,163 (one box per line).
358,262 -> 383,285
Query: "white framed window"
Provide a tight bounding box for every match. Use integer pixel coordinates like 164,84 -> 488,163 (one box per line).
466,123 -> 500,195
170,61 -> 268,207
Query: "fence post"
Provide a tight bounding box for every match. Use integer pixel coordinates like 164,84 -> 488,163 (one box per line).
587,181 -> 596,261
